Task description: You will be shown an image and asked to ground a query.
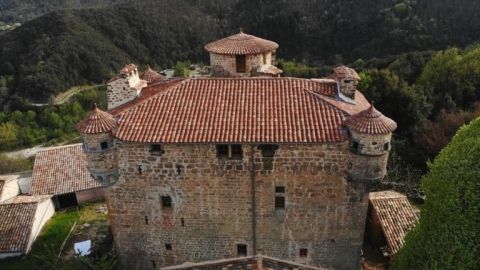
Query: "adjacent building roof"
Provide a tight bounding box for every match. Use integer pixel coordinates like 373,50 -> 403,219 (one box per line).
345,105 -> 397,134
30,144 -> 101,196
119,64 -> 137,75
332,66 -> 361,81
140,66 -> 165,84
369,191 -> 419,255
205,31 -> 279,55
114,77 -> 367,143
76,105 -> 117,134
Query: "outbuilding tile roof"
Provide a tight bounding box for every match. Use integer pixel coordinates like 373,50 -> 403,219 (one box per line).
345,105 -> 397,134
76,105 -> 117,134
369,191 -> 419,255
141,66 -> 165,84
119,64 -> 137,75
332,65 -> 361,80
205,31 -> 279,55
0,202 -> 37,254
30,144 -> 101,196
114,77 -> 349,143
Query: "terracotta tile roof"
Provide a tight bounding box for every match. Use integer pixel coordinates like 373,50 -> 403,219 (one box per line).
76,105 -> 117,134
369,191 -> 419,255
257,64 -> 283,75
140,66 -> 165,84
345,105 -> 397,134
114,77 -> 351,143
30,144 -> 101,196
0,202 -> 37,254
108,78 -> 185,116
119,63 -> 137,75
205,31 -> 279,55
332,65 -> 361,80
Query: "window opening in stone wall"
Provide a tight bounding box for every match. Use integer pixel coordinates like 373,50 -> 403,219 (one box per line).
176,164 -> 183,175
145,216 -> 149,225
384,142 -> 390,151
351,141 -> 359,152
137,165 -> 143,174
259,144 -> 278,170
165,243 -> 172,251
263,54 -> 267,64
300,248 -> 308,257
161,196 -> 172,208
236,244 -> 247,257
216,144 -> 243,160
275,185 -> 286,209
150,144 -> 165,156
181,218 -> 185,226
152,260 -> 156,269
100,141 -> 109,150
236,55 -> 246,73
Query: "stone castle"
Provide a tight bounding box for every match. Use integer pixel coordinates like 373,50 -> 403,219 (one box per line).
76,31 -> 397,270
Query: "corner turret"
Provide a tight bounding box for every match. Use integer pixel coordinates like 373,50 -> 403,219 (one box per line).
76,104 -> 118,186
345,104 -> 397,181
107,64 -> 147,110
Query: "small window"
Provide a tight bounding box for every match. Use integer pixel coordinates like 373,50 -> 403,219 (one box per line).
161,196 -> 172,208
258,144 -> 279,158
165,243 -> 172,251
263,54 -> 267,65
236,55 -> 246,73
216,144 -> 243,160
237,244 -> 247,257
351,141 -> 359,152
100,141 -> 109,150
275,196 -> 285,209
384,142 -> 390,151
275,186 -> 285,193
300,248 -> 308,257
150,144 -> 165,156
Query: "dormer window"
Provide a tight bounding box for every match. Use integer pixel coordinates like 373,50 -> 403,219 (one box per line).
216,144 -> 243,160
150,144 -> 165,156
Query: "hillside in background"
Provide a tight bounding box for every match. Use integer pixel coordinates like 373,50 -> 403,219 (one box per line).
1,0 -> 480,104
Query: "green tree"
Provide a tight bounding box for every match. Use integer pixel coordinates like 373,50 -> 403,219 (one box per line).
0,122 -> 18,149
392,117 -> 480,270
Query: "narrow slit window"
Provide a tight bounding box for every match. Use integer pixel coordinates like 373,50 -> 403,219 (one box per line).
236,244 -> 247,257
161,196 -> 172,208
351,141 -> 359,152
384,142 -> 390,151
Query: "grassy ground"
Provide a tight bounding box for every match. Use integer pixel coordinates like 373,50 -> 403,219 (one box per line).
0,203 -> 114,270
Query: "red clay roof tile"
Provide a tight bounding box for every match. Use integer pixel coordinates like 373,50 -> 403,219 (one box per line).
205,32 -> 279,55
0,202 -> 37,253
369,191 -> 419,255
30,144 -> 101,196
76,105 -> 117,134
140,66 -> 165,84
114,77 -> 349,143
345,105 -> 397,134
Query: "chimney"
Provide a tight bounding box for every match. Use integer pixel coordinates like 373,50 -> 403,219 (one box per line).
332,66 -> 360,100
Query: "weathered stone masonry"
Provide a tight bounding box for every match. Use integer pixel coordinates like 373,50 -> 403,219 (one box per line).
104,142 -> 369,270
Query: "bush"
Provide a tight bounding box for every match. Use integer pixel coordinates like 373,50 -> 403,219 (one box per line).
392,117 -> 480,269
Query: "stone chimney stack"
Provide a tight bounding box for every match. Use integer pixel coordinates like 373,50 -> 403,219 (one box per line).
332,66 -> 360,100
106,64 -> 147,110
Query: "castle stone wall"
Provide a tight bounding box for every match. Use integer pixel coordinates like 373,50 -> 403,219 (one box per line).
104,141 -> 369,270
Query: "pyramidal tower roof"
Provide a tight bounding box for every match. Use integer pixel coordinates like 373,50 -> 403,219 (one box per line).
345,104 -> 397,134
140,66 -> 165,84
205,30 -> 279,55
76,105 -> 117,134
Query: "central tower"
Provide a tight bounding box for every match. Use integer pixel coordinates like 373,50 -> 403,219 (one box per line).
205,30 -> 282,77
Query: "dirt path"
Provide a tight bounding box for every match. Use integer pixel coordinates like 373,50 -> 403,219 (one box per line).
52,84 -> 103,105
3,142 -> 81,159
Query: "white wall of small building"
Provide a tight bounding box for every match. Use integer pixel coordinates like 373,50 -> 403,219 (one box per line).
27,199 -> 55,254
0,178 -> 20,203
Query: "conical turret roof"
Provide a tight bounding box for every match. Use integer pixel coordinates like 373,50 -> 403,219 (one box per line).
140,66 -> 165,84
76,105 -> 117,134
345,104 -> 397,134
205,31 -> 279,55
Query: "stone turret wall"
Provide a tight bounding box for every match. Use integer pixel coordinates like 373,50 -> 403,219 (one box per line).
210,52 -> 272,77
104,141 -> 372,270
81,132 -> 118,182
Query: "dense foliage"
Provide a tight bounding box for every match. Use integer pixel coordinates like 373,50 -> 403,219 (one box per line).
1,0 -> 480,104
392,117 -> 480,270
0,86 -> 105,151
